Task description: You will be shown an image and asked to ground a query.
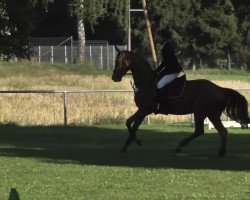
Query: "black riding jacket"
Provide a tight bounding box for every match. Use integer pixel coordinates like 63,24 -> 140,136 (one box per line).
156,42 -> 183,76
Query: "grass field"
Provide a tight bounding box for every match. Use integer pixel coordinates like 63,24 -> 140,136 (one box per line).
0,61 -> 249,125
0,62 -> 249,199
0,123 -> 249,200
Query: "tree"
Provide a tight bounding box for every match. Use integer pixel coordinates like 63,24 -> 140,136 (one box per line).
145,0 -> 241,69
71,0 -> 129,61
0,0 -> 33,60
193,0 -> 240,69
1,0 -> 129,61
232,0 -> 250,69
0,0 -> 54,61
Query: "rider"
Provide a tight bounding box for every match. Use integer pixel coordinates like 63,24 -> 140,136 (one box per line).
155,41 -> 184,110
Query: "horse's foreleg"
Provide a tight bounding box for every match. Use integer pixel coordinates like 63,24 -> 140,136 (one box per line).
121,109 -> 149,153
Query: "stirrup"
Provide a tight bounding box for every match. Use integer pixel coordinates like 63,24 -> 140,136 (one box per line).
156,103 -> 160,110
154,103 -> 161,115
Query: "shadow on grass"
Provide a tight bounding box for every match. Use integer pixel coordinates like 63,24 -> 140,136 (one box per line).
0,124 -> 249,171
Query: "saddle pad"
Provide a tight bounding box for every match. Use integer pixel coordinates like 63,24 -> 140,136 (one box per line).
164,75 -> 186,98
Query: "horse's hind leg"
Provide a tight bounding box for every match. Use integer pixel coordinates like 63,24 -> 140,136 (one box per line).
176,113 -> 205,153
121,109 -> 149,153
208,116 -> 228,157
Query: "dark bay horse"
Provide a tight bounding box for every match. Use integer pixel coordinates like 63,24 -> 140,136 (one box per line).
111,46 -> 250,156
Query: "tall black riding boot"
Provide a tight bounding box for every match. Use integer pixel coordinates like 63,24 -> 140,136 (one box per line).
155,88 -> 165,112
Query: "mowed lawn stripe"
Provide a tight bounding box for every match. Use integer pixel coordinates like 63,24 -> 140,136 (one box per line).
0,124 -> 249,199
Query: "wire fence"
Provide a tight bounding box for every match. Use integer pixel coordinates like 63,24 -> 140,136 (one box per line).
33,45 -> 127,69
30,37 -> 127,69
3,37 -> 247,70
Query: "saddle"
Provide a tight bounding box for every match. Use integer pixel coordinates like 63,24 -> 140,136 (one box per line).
156,74 -> 187,98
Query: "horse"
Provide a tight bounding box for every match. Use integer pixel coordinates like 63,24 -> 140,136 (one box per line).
111,46 -> 250,156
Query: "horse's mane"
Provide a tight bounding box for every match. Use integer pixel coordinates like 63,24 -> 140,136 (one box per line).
125,51 -> 154,72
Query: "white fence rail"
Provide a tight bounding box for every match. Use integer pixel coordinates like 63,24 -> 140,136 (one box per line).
0,89 -> 249,127
0,89 -> 133,126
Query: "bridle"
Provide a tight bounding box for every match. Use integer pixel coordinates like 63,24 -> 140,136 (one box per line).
116,52 -> 133,77
116,54 -> 136,91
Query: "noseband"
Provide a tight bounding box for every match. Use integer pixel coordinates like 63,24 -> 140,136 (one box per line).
117,53 -> 133,76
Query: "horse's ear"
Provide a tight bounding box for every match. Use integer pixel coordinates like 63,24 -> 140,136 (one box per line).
115,45 -> 122,54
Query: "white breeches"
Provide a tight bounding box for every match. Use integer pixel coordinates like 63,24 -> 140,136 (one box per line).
157,73 -> 180,89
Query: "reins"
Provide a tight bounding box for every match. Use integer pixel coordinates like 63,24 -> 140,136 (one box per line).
130,79 -> 138,93
125,72 -> 133,76
125,72 -> 137,93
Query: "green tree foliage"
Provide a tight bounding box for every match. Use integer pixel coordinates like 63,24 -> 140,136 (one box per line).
71,0 -> 129,32
0,0 -> 249,69
1,0 -> 129,61
33,0 -> 54,8
232,0 -> 250,69
71,0 -> 109,26
191,0 -> 240,68
145,0 -> 243,68
0,0 -> 53,60
0,0 -> 33,60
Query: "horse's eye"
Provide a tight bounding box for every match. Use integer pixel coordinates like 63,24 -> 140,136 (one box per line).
117,54 -> 123,60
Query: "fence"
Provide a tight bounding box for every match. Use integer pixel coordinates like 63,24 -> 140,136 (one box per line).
33,45 -> 127,69
0,89 -> 133,126
0,89 -> 249,127
30,37 -> 127,68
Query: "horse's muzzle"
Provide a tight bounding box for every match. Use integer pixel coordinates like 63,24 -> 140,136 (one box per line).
111,74 -> 122,82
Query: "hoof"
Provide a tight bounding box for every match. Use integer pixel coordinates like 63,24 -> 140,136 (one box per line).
120,146 -> 127,153
217,147 -> 226,157
218,151 -> 226,157
134,139 -> 142,146
175,147 -> 182,153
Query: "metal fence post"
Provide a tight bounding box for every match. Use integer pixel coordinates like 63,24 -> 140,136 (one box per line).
100,45 -> 103,69
89,45 -> 92,62
71,36 -> 74,63
147,115 -> 151,125
50,46 -> 54,64
63,92 -> 68,126
38,46 -> 41,63
106,44 -> 109,70
64,46 -> 68,64
112,45 -> 115,67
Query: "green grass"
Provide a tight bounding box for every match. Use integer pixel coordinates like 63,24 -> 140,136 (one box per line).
0,124 -> 249,200
0,61 -> 112,78
0,61 -> 249,199
0,61 -> 250,82
186,68 -> 250,82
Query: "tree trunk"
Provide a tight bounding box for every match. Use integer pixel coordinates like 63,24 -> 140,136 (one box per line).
192,56 -> 196,71
77,16 -> 85,62
227,50 -> 231,71
199,58 -> 203,68
192,62 -> 196,72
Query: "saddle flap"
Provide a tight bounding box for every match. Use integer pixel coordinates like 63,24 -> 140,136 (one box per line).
163,74 -> 186,98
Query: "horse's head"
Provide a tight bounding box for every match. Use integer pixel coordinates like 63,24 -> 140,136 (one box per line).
112,46 -> 133,82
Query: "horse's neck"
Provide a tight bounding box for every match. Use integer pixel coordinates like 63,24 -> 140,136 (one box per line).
131,60 -> 155,89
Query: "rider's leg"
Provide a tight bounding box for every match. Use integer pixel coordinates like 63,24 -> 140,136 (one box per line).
157,73 -> 180,89
155,73 -> 179,110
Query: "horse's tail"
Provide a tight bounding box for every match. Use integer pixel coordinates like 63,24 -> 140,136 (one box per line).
224,88 -> 250,124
